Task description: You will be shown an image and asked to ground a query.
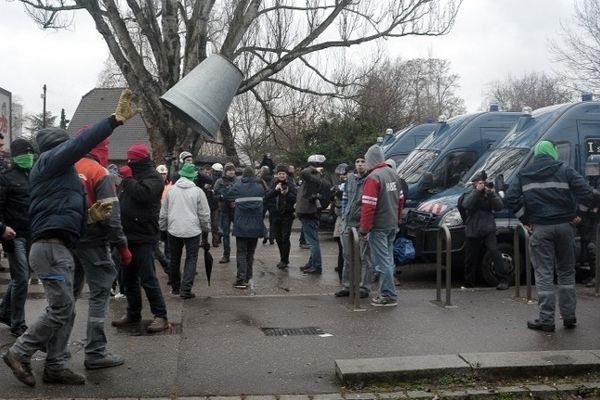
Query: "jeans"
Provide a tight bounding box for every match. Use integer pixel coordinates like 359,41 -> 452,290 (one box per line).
0,237 -> 30,331
220,210 -> 234,258
273,213 -> 294,264
154,231 -> 170,275
236,237 -> 258,281
369,229 -> 398,300
168,235 -> 200,294
263,208 -> 275,242
529,223 -> 577,325
341,226 -> 372,293
12,241 -> 76,369
72,245 -> 117,359
122,243 -> 167,320
300,216 -> 321,271
464,232 -> 507,285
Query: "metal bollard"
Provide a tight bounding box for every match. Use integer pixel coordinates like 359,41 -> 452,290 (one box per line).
348,228 -> 364,311
432,224 -> 454,308
513,223 -> 533,302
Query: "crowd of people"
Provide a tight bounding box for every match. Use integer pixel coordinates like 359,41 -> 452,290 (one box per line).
0,90 -> 594,387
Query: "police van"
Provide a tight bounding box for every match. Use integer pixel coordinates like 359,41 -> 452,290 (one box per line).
405,97 -> 600,285
380,123 -> 438,165
397,108 -> 525,211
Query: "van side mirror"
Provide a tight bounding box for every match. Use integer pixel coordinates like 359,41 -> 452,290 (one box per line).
494,174 -> 505,192
419,172 -> 433,192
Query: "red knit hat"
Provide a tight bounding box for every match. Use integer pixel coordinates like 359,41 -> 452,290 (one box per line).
127,144 -> 149,161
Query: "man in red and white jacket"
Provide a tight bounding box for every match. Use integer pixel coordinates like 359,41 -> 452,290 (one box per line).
360,144 -> 404,307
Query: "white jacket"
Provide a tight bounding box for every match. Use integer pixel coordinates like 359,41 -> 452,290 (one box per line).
159,177 -> 211,238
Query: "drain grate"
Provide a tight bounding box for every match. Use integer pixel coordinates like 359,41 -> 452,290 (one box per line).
261,327 -> 324,336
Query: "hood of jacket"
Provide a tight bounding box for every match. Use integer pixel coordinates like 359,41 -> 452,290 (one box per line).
520,155 -> 563,179
365,144 -> 385,170
36,127 -> 70,153
175,176 -> 197,189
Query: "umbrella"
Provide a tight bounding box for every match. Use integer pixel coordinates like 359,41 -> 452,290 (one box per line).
203,245 -> 213,286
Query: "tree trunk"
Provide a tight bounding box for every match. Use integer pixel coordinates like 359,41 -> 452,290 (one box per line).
220,115 -> 239,163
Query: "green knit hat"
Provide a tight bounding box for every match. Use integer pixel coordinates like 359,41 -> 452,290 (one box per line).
534,140 -> 559,161
179,163 -> 198,179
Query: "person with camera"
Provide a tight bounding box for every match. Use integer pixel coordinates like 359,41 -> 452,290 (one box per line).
296,157 -> 330,275
265,165 -> 297,269
214,163 -> 239,263
459,171 -> 508,290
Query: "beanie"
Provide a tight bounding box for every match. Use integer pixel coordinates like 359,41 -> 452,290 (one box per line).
36,127 -> 70,153
353,151 -> 366,161
127,143 -> 150,161
179,151 -> 193,164
179,163 -> 198,180
242,166 -> 255,178
534,140 -> 559,161
471,170 -> 488,182
275,164 -> 287,173
364,144 -> 385,170
10,138 -> 34,156
224,162 -> 236,173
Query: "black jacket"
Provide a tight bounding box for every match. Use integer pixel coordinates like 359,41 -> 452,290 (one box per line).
0,166 -> 31,240
118,158 -> 164,244
460,186 -> 503,238
265,177 -> 297,216
506,155 -> 594,225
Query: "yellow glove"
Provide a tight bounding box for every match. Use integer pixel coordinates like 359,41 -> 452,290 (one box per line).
114,89 -> 141,122
88,201 -> 113,224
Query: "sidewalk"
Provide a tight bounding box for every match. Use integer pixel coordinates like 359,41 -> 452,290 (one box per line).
0,230 -> 599,398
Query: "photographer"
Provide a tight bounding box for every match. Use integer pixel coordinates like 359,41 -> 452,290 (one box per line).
460,171 -> 508,290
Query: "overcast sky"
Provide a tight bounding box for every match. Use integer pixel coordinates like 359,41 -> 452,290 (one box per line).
0,0 -> 577,121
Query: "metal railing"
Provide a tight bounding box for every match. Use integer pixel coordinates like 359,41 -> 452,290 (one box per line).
513,223 -> 533,302
433,224 -> 454,308
348,227 -> 364,311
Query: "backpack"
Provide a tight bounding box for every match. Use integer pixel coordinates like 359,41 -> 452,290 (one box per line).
394,237 -> 416,266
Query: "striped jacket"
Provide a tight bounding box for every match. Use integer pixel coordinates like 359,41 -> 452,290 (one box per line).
225,177 -> 265,238
360,163 -> 404,232
505,155 -> 594,225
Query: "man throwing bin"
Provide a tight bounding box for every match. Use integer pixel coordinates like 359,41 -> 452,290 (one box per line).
2,89 -> 138,387
506,140 -> 595,332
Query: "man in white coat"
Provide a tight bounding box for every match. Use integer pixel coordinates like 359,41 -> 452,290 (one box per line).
159,163 -> 211,299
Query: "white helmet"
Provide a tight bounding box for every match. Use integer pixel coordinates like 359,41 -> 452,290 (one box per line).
307,154 -> 326,164
156,164 -> 168,174
179,151 -> 193,164
211,163 -> 223,172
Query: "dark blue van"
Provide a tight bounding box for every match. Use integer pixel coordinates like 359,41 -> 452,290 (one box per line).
397,111 -> 525,211
405,100 -> 600,285
381,123 -> 437,165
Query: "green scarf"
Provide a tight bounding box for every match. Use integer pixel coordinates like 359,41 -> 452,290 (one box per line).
13,153 -> 34,169
533,140 -> 559,161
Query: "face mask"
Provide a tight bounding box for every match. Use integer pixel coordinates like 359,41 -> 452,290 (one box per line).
13,153 -> 34,169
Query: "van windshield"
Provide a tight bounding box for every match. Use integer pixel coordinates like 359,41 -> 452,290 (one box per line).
464,148 -> 529,183
398,149 -> 438,183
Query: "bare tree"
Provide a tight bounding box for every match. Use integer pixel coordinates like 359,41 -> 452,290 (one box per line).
14,0 -> 463,161
485,72 -> 573,112
550,0 -> 600,95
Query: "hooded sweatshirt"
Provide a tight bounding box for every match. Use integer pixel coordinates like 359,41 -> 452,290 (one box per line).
360,144 -> 404,233
159,176 -> 211,238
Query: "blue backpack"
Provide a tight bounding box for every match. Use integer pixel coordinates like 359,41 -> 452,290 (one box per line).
394,237 -> 416,266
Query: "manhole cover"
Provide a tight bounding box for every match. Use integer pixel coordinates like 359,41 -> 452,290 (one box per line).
260,327 -> 324,336
113,321 -> 182,336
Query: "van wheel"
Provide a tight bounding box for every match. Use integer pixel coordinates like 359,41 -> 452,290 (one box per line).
481,243 -> 515,287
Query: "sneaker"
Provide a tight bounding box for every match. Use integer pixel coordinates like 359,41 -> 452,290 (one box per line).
42,367 -> 85,385
496,282 -> 510,291
111,315 -> 141,327
10,325 -> 28,337
586,278 -> 596,288
563,318 -> 577,329
527,319 -> 555,332
302,267 -> 322,275
334,289 -> 350,297
110,288 -> 117,297
233,280 -> 248,289
276,262 -> 288,269
170,288 -> 180,296
300,263 -> 312,271
299,243 -> 310,249
29,278 -> 40,285
114,293 -> 126,299
3,349 -> 35,387
180,292 -> 196,299
219,256 -> 230,264
147,317 -> 169,333
269,240 -> 275,245
263,238 -> 268,244
460,282 -> 474,290
84,352 -> 125,370
370,296 -> 398,307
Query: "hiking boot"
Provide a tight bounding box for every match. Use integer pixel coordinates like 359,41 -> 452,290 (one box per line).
219,256 -> 230,264
84,352 -> 125,370
111,315 -> 141,327
3,349 -> 35,387
527,319 -> 555,332
371,296 -> 398,307
496,282 -> 510,291
147,317 -> 169,333
334,289 -> 350,297
42,367 -> 85,385
233,279 -> 248,289
180,292 -> 196,299
563,318 -> 577,329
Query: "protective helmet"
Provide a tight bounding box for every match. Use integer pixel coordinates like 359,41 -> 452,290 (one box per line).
335,163 -> 349,175
179,151 -> 193,164
156,164 -> 168,174
212,163 -> 224,172
307,154 -> 326,164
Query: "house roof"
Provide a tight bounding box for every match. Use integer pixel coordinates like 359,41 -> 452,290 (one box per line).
67,88 -> 150,161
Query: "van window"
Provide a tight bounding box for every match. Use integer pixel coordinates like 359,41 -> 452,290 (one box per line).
556,142 -> 570,165
430,151 -> 478,192
398,149 -> 438,184
480,127 -> 511,147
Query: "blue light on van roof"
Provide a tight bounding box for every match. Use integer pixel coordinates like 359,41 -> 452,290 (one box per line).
582,92 -> 593,102
489,104 -> 500,112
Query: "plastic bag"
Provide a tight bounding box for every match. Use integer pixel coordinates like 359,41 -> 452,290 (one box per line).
394,237 -> 416,266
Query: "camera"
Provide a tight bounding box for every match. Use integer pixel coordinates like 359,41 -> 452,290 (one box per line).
311,193 -> 322,210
